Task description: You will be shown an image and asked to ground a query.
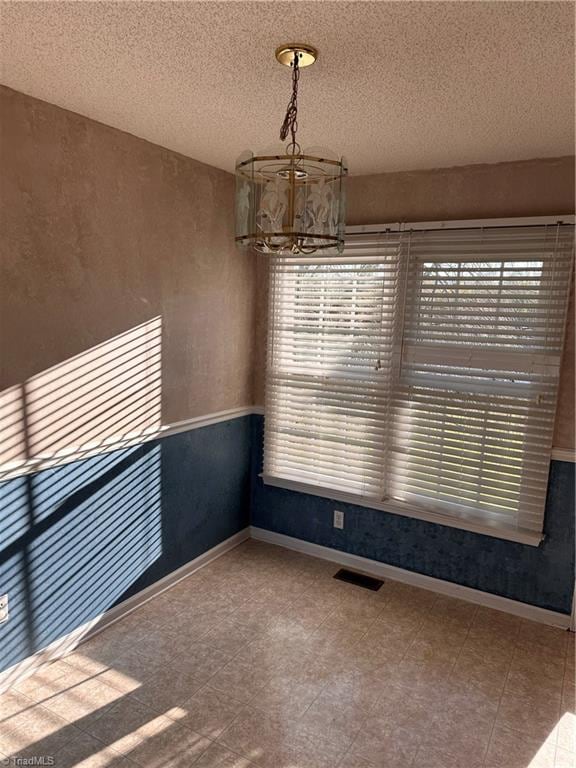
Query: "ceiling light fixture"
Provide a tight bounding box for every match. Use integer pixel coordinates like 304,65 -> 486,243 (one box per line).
235,44 -> 347,255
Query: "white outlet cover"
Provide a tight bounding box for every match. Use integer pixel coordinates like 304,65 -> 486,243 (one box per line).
333,510 -> 345,529
0,594 -> 8,624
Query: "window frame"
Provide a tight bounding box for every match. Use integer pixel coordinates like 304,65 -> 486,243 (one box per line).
262,215 -> 575,547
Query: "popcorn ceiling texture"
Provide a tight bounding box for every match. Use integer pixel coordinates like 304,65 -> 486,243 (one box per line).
0,1 -> 573,175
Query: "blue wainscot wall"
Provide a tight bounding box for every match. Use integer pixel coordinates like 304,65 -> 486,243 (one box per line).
250,415 -> 575,615
2,410 -> 573,676
0,416 -> 251,674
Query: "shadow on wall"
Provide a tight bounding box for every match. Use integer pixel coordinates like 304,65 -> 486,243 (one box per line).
0,319 -> 163,675
0,319 -> 252,680
1,317 -> 163,470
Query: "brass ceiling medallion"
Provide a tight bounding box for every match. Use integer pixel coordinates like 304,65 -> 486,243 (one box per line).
275,44 -> 318,68
235,44 -> 347,256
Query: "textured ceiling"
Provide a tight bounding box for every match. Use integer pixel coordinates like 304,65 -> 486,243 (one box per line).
0,1 -> 574,175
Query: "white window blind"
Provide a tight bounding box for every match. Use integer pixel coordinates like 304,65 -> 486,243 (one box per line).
265,234 -> 402,496
264,222 -> 574,540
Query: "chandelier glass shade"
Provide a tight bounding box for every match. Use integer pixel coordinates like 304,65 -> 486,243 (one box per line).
235,146 -> 347,255
235,46 -> 347,256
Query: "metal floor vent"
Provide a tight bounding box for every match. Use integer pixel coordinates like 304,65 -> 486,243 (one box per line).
333,568 -> 384,591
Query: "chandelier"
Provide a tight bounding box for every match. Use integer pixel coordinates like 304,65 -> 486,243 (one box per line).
235,44 -> 347,256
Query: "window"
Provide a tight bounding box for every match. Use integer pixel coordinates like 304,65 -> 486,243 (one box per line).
263,222 -> 574,543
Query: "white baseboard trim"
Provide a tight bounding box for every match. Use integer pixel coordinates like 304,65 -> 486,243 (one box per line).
0,528 -> 250,694
250,526 -> 572,630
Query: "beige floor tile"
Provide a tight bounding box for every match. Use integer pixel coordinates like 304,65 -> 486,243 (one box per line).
234,635 -> 312,680
394,657 -> 455,696
486,725 -> 557,768
411,744 -> 484,768
39,675 -> 127,724
133,631 -> 217,668
497,688 -> 562,742
416,615 -> 472,646
178,685 -> 245,739
452,646 -> 510,696
50,649 -> 157,699
554,747 -> 576,768
175,641 -> 231,682
474,606 -> 523,633
278,591 -> 339,632
217,706 -> 293,762
345,632 -> 409,674
130,664 -> 206,713
218,705 -> 345,768
556,746 -> 576,768
384,581 -> 438,608
248,672 -> 325,719
423,709 -> 494,757
225,600 -> 288,635
77,694 -> 211,765
57,650 -> 115,678
208,657 -> 270,704
93,615 -> 161,646
506,648 -> 565,698
253,615 -> 314,649
464,629 -> 518,662
0,689 -> 35,720
336,754 -> 375,768
366,608 -> 426,638
320,598 -> 384,631
47,732 -> 136,767
1,702 -> 80,756
305,623 -> 367,664
14,660 -> 92,704
565,639 -> 575,667
199,618 -> 259,656
96,653 -> 163,695
298,695 -> 366,752
403,635 -> 464,665
314,667 -> 391,714
77,696 -> 165,750
80,633 -> 139,667
347,721 -> 420,767
368,683 -> 436,740
192,741 -> 254,768
556,703 -> 576,753
426,594 -> 478,626
125,721 -> 212,767
415,683 -> 498,758
161,608 -> 228,641
256,727 -> 345,768
516,622 -> 571,657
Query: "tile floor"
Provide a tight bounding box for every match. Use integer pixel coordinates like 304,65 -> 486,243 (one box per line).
0,539 -> 574,767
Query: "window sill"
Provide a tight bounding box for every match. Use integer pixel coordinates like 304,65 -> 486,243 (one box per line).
260,473 -> 545,547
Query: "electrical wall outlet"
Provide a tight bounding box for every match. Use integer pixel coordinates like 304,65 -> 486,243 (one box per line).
0,594 -> 8,624
333,510 -> 345,529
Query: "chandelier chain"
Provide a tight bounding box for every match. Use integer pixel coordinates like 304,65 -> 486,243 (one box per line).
279,53 -> 300,148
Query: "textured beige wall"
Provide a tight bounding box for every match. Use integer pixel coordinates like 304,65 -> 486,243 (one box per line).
1,86 -> 573,449
0,86 -> 256,428
346,157 -> 575,225
255,158 -> 575,450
